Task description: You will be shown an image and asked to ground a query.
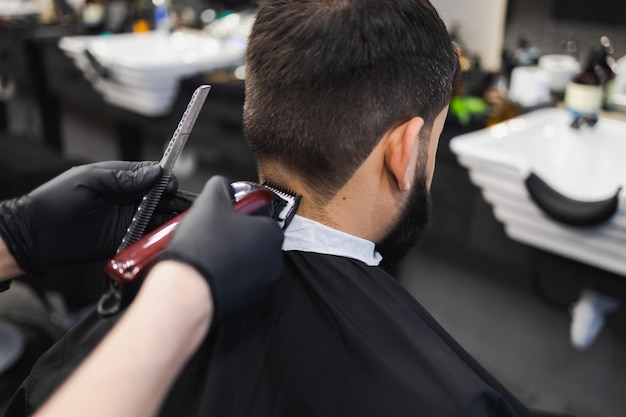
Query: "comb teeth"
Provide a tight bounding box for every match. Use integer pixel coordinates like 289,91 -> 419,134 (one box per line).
118,176 -> 170,252
262,181 -> 302,230
262,181 -> 298,198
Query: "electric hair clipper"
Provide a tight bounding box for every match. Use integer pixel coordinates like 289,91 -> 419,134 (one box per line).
104,181 -> 301,284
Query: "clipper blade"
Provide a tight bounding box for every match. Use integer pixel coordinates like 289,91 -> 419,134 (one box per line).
262,181 -> 301,230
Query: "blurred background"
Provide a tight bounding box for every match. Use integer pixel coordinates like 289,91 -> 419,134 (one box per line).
0,0 -> 625,416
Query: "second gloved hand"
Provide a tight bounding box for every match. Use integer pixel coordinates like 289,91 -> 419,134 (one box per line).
0,161 -> 185,273
159,176 -> 284,321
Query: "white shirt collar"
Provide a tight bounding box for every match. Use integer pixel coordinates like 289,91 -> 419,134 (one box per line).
282,215 -> 382,266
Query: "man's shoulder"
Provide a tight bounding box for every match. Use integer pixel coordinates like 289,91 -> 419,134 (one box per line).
277,249 -> 412,331
282,250 -> 387,275
279,249 -> 398,299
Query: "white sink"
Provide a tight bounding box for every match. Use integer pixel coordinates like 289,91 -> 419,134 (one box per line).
59,23 -> 251,116
450,108 -> 626,276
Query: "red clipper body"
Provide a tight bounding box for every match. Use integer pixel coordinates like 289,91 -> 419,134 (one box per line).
105,182 -> 275,283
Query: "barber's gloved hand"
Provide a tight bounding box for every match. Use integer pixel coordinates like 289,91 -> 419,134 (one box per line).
159,176 -> 284,321
0,161 -> 184,273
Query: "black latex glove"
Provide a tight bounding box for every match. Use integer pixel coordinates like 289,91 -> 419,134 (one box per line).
0,161 -> 181,273
159,176 -> 284,321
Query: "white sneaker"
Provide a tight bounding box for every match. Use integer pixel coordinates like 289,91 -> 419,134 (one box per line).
570,289 -> 620,351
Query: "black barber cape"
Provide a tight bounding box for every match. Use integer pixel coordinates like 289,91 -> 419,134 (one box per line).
4,251 -> 532,417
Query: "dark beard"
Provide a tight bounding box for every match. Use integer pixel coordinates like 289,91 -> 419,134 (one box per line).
376,177 -> 431,273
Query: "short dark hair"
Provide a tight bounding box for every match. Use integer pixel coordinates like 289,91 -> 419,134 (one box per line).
244,0 -> 459,200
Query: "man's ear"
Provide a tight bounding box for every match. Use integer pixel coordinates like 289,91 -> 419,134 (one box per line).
384,117 -> 424,191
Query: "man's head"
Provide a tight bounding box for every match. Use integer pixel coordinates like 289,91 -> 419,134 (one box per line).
244,0 -> 458,261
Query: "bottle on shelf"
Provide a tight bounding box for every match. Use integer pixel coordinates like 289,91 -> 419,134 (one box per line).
448,22 -> 472,72
131,0 -> 152,32
514,33 -> 540,67
563,47 -> 605,128
484,71 -> 520,127
563,34 -> 579,61
153,0 -> 170,32
81,0 -> 106,34
597,36 -> 618,110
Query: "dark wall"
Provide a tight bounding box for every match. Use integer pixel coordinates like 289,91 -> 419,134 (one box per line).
552,0 -> 626,26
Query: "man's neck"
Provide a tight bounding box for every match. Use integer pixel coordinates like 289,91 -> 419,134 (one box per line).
258,152 -> 399,244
